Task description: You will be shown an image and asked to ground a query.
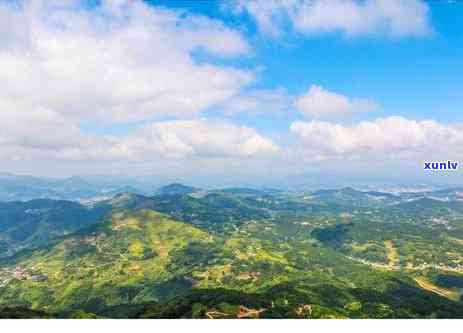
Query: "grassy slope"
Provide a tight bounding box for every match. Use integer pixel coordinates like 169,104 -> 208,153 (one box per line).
1,208 -> 463,318
0,209 -> 212,313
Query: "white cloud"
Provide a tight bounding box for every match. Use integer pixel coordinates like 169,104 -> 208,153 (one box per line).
235,0 -> 431,38
0,0 -> 253,123
217,88 -> 292,115
218,85 -> 378,119
0,114 -> 279,164
0,1 -> 281,169
114,120 -> 280,159
290,116 -> 463,154
233,0 -> 296,37
0,97 -> 87,152
0,3 -> 31,50
295,85 -> 378,118
0,1 -> 449,183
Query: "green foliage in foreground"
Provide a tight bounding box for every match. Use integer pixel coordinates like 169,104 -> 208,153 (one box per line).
0,206 -> 462,319
0,306 -> 52,319
2,187 -> 463,319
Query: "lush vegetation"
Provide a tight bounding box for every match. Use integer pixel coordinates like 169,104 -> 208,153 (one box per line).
0,185 -> 462,318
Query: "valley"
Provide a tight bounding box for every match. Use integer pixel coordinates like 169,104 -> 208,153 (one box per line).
1,184 -> 463,318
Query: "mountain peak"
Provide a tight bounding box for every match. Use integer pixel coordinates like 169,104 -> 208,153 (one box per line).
158,183 -> 198,195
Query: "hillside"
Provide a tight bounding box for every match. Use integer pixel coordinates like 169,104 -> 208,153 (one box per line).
0,199 -> 112,257
0,209 -> 214,313
158,184 -> 199,195
0,186 -> 463,318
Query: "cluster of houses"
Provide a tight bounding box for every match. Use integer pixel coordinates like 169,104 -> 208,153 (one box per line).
346,255 -> 463,273
236,271 -> 262,281
411,262 -> 463,273
0,266 -> 48,287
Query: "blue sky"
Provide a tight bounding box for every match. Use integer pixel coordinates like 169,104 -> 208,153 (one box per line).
185,0 -> 463,122
83,0 -> 463,135
1,0 -> 463,186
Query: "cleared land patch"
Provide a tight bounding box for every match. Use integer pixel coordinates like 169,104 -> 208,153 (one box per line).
414,276 -> 461,301
384,240 -> 399,268
448,236 -> 463,246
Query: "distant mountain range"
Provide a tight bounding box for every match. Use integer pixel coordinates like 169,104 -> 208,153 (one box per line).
2,182 -> 463,260
0,173 -> 152,202
1,173 -> 461,203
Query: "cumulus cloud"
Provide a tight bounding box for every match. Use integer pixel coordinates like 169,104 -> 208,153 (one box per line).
295,85 -> 378,118
235,0 -> 431,38
0,115 -> 279,164
0,0 -> 448,182
0,0 -> 253,124
218,85 -> 378,119
0,0 -> 284,172
0,98 -> 114,161
290,116 -> 463,154
113,120 -> 280,159
217,88 -> 292,115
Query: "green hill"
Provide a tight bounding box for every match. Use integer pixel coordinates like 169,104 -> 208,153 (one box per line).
1,187 -> 463,318
0,209 -> 214,313
158,184 -> 199,195
0,199 -> 112,257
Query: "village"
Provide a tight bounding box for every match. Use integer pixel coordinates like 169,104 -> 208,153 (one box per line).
0,266 -> 48,288
345,255 -> 463,273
